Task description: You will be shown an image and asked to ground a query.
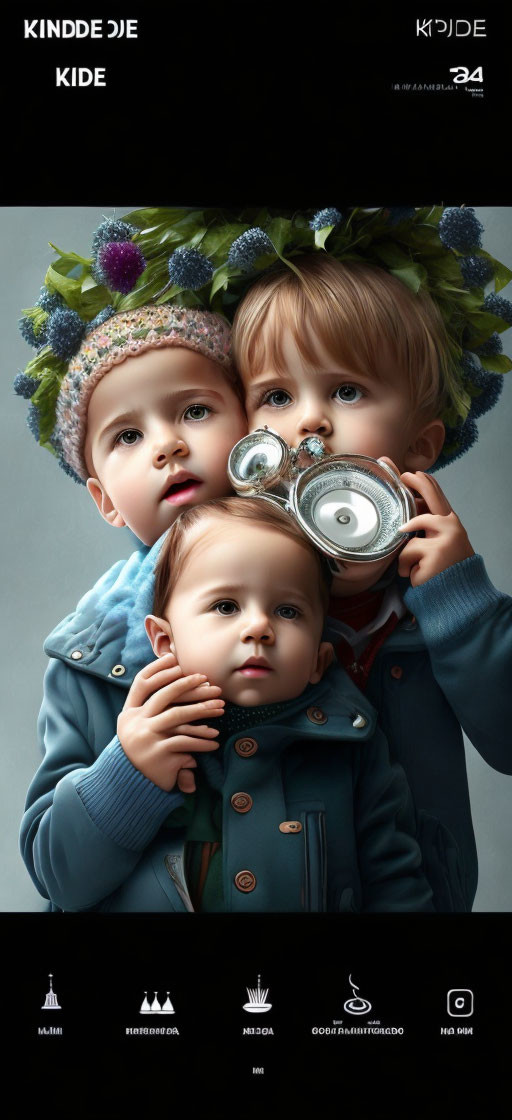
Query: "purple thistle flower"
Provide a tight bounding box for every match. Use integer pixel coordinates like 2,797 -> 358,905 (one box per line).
309,208 -> 343,231
227,228 -> 274,272
475,332 -> 503,358
47,308 -> 86,360
92,218 -> 137,257
467,369 -> 503,420
96,242 -> 146,294
86,306 -> 116,335
167,247 -> 214,290
14,372 -> 38,399
483,292 -> 512,325
387,207 -> 416,226
459,256 -> 494,289
438,207 -> 484,253
19,315 -> 47,349
37,286 -> 63,314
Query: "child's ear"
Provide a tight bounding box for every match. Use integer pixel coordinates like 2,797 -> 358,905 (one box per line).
309,641 -> 335,684
86,478 -> 126,529
145,614 -> 175,658
404,418 -> 446,472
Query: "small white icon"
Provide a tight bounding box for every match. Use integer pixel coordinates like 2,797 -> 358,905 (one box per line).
447,989 -> 474,1018
343,974 -> 372,1016
41,973 -> 61,1011
140,990 -> 175,1015
243,975 -> 272,1013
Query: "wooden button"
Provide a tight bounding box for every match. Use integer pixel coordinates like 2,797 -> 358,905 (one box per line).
391,665 -> 403,680
234,870 -> 256,892
279,821 -> 302,833
231,792 -> 253,814
234,737 -> 258,757
306,706 -> 327,725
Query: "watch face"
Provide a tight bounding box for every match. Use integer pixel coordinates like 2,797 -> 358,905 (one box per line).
292,456 -> 416,562
228,430 -> 290,494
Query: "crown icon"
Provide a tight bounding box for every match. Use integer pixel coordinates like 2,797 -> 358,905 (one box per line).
243,975 -> 272,1014
140,991 -> 175,1015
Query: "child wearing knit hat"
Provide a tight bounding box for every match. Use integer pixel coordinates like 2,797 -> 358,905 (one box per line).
19,217 -> 248,906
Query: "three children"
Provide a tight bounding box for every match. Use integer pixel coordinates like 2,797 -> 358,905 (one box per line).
19,206 -> 512,912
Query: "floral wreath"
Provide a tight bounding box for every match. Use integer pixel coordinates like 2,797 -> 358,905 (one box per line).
15,204 -> 512,475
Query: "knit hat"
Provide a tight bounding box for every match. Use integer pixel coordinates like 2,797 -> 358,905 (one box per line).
53,304 -> 232,481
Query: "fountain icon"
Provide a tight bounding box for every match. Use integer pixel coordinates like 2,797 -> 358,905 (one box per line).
243,975 -> 272,1013
343,974 -> 372,1016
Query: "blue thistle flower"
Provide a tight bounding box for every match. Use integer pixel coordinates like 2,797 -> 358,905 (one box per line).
467,369 -> 503,420
483,292 -> 512,325
56,454 -> 85,484
19,315 -> 47,349
433,417 -> 478,471
227,228 -> 274,272
387,207 -> 416,226
14,372 -> 38,399
26,402 -> 40,442
37,286 -> 63,314
86,306 -> 116,334
475,332 -> 503,358
438,207 -> 484,253
309,208 -> 343,231
47,308 -> 86,360
459,256 -> 494,289
92,218 -> 137,258
460,350 -> 480,378
167,247 -> 214,290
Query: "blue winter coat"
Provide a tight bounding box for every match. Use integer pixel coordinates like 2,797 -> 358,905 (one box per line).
19,538 -> 434,914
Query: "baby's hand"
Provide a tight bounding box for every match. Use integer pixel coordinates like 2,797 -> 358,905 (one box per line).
397,471 -> 474,587
117,652 -> 224,793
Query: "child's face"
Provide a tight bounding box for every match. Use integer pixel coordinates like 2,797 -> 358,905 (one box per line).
244,327 -> 419,470
84,347 -> 247,546
243,325 -> 444,597
152,517 -> 332,706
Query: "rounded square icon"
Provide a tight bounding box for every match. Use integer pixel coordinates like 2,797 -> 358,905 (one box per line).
447,989 -> 474,1017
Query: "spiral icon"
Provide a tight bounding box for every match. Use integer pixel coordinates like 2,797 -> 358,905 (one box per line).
343,974 -> 372,1016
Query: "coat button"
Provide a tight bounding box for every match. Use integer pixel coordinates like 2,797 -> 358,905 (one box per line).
231,792 -> 253,814
391,665 -> 403,680
234,870 -> 256,892
279,821 -> 302,833
306,706 -> 328,725
111,664 -> 126,677
234,736 -> 258,757
70,650 -> 83,661
352,713 -> 367,729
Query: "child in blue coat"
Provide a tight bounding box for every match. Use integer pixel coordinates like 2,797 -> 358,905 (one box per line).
231,237 -> 512,911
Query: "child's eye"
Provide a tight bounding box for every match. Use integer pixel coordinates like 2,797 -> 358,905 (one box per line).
184,404 -> 212,421
261,389 -> 292,408
275,604 -> 300,620
333,384 -> 364,405
212,600 -> 239,615
115,429 -> 142,447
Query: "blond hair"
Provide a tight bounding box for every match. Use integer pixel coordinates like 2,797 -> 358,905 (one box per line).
153,496 -> 332,618
232,255 -> 452,418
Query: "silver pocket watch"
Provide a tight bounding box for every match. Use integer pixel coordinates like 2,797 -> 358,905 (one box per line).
228,429 -> 417,571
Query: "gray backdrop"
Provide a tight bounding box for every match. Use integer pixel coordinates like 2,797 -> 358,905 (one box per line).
2,207 -> 511,911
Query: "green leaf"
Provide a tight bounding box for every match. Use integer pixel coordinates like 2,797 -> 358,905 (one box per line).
479,353 -> 512,374
200,223 -> 249,265
121,208 -> 193,229
210,266 -> 232,300
48,243 -> 92,268
390,264 -> 427,293
372,242 -> 411,269
266,217 -> 292,255
493,259 -> 512,293
314,226 -> 335,250
31,368 -> 64,445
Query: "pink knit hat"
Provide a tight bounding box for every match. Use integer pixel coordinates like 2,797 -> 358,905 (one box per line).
53,304 -> 233,481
